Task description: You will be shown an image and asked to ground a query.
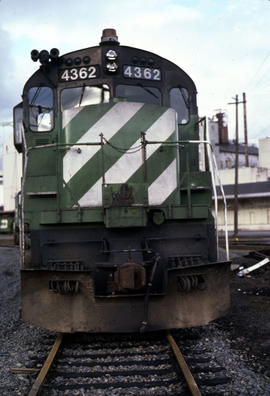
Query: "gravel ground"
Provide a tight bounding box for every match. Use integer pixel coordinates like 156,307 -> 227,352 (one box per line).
0,245 -> 270,395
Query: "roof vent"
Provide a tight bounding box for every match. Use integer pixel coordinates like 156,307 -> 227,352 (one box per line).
100,28 -> 119,45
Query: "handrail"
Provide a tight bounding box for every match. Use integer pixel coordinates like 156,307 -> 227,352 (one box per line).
19,126 -> 230,263
204,120 -> 221,260
211,149 -> 230,261
142,133 -> 229,261
199,117 -> 230,261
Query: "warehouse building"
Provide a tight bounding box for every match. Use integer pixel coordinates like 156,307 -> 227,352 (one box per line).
208,115 -> 270,232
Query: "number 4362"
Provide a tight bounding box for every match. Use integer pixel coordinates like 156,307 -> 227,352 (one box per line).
60,66 -> 97,82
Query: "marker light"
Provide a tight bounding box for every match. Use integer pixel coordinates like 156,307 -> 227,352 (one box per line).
83,56 -> 91,64
74,57 -> 81,65
65,58 -> 73,66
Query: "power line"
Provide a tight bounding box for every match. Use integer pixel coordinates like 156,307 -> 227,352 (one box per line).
0,122 -> 13,127
247,50 -> 270,89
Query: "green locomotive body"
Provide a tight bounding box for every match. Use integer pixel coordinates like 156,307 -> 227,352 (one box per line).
14,29 -> 230,332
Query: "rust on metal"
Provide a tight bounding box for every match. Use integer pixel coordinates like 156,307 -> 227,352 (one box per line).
27,333 -> 63,396
167,332 -> 202,396
21,263 -> 230,332
114,261 -> 146,291
111,183 -> 134,206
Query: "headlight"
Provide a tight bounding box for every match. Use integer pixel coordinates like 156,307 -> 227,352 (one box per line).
106,62 -> 118,72
106,50 -> 118,60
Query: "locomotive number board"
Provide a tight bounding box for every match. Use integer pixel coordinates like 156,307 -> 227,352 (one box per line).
59,65 -> 100,82
123,65 -> 161,81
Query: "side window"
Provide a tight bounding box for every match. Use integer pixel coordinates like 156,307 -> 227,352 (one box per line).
116,85 -> 161,105
170,87 -> 189,124
61,85 -> 110,110
28,87 -> 54,132
13,102 -> 23,152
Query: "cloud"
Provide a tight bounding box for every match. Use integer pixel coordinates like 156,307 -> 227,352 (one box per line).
0,0 -> 269,143
0,26 -> 18,120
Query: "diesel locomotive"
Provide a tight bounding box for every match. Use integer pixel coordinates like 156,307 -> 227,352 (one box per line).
13,29 -> 230,332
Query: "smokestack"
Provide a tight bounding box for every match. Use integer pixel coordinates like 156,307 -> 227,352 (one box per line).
216,112 -> 228,144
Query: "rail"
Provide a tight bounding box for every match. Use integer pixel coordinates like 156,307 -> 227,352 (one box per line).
23,331 -> 202,395
27,333 -> 63,396
167,332 -> 202,396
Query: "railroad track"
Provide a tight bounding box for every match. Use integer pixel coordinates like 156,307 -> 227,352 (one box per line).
220,236 -> 270,252
21,330 -> 230,396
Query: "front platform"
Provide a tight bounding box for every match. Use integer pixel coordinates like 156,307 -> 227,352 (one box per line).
21,262 -> 230,332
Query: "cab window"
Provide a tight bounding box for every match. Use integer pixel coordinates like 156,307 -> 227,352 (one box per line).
61,85 -> 110,110
13,102 -> 23,152
170,87 -> 189,124
116,84 -> 161,105
28,86 -> 54,132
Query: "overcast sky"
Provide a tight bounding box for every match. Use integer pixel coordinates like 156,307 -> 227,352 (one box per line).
0,0 -> 270,148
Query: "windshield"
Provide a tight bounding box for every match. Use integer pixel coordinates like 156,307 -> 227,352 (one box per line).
170,87 -> 189,124
61,84 -> 110,110
28,86 -> 54,132
116,84 -> 161,105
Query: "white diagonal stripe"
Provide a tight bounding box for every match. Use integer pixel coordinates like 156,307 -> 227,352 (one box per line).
78,108 -> 176,207
62,107 -> 83,129
63,102 -> 144,183
148,159 -> 177,205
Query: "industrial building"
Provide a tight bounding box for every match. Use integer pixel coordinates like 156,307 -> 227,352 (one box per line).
2,134 -> 22,211
0,171 -> 3,211
0,135 -> 22,233
209,115 -> 270,232
208,113 -> 258,169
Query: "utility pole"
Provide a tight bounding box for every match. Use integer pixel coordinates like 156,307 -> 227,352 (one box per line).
233,95 -> 239,239
243,92 -> 249,167
228,94 -> 245,239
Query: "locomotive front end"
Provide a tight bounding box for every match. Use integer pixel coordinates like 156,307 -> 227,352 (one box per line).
14,29 -> 230,332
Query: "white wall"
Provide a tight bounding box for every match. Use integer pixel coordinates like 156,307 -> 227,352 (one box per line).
218,151 -> 258,170
259,137 -> 270,178
214,137 -> 270,232
218,167 -> 268,185
3,135 -> 22,211
216,200 -> 270,232
0,171 -> 3,209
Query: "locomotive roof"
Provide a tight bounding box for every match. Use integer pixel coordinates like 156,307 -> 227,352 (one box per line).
24,32 -> 197,92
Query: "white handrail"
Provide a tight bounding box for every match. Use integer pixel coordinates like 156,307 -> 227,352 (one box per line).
203,117 -> 230,261
204,121 -> 220,260
211,148 -> 230,261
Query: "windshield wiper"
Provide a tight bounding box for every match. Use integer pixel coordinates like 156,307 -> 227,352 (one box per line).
79,85 -> 86,106
180,88 -> 189,109
136,83 -> 160,100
